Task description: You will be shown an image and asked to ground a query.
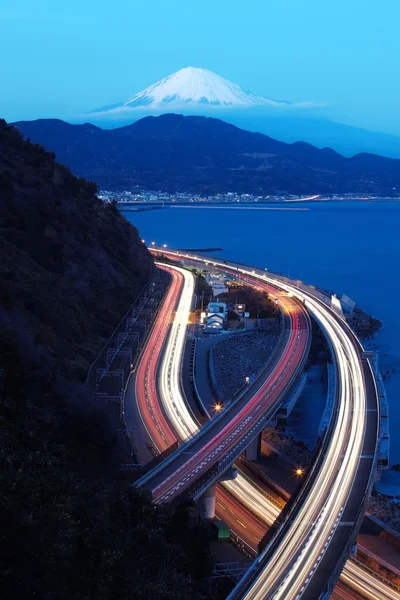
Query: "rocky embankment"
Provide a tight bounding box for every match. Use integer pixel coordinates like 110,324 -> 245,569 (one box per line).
212,320 -> 281,403
348,307 -> 382,339
261,428 -> 311,465
368,491 -> 400,533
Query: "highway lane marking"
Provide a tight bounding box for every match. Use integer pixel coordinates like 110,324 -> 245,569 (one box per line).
147,270 -> 309,503
153,252 -> 378,600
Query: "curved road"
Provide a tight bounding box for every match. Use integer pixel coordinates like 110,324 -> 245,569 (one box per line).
150,249 -> 379,600
136,287 -> 310,504
134,264 -> 182,452
132,257 -> 391,600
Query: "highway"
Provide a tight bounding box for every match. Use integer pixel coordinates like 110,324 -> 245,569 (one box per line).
132,263 -> 281,532
134,262 -> 282,545
149,249 -> 379,600
222,455 -> 400,600
232,277 -> 378,600
134,257 -> 394,600
219,467 -> 400,600
217,460 -> 400,600
338,560 -> 400,600
157,263 -> 199,441
134,263 -> 182,452
136,286 -> 311,503
237,297 -> 367,600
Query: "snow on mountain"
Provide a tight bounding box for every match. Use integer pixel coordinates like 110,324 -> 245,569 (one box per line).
89,67 -> 290,114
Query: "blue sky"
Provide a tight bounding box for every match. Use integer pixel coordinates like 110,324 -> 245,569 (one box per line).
1,0 -> 399,134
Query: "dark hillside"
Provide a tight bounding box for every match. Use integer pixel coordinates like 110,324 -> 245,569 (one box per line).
0,119 -> 153,379
0,120 -> 209,599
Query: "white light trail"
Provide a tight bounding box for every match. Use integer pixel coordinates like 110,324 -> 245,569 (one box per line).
156,263 -> 198,440
340,560 -> 400,600
156,263 -> 276,517
152,252 -> 383,600
226,270 -> 368,600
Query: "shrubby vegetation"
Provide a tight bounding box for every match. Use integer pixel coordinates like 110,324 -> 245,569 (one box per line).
0,121 -> 209,599
217,284 -> 279,319
0,119 -> 154,379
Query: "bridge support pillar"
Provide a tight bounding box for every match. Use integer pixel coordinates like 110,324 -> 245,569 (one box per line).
245,432 -> 262,461
196,470 -> 237,521
197,485 -> 216,520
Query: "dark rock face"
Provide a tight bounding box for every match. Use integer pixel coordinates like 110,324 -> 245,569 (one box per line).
13,114 -> 400,195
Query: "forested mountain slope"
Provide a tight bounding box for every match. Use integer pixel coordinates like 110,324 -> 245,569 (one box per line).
0,120 -> 209,600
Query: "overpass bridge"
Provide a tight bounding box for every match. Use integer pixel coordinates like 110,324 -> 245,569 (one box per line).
148,249 -> 379,600
134,273 -> 311,506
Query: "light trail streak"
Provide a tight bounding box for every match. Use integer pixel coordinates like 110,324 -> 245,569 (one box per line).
157,262 -> 198,440
134,265 -> 181,452
149,250 -> 381,600
236,277 -> 367,600
147,292 -> 308,504
339,560 -> 400,600
153,263 -> 282,525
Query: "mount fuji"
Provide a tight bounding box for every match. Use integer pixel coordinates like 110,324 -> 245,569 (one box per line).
82,67 -> 400,159
89,67 -> 291,114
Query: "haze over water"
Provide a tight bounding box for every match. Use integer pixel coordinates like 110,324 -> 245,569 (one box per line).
124,201 -> 400,491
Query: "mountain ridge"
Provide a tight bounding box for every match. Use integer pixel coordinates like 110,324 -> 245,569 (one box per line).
89,66 -> 290,114
13,113 -> 400,196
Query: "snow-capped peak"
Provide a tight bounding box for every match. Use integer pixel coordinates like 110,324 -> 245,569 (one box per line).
89,67 -> 290,114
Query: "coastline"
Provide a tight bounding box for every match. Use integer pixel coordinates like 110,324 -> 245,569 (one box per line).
210,315 -> 400,518
123,203 -> 400,468
118,198 -> 400,211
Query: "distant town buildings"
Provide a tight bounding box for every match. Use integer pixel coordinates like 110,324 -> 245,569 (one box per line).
98,189 -> 381,206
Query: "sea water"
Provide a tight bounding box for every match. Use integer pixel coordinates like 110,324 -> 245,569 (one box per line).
123,201 -> 400,493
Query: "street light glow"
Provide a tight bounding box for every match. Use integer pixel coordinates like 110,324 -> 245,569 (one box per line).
214,403 -> 223,412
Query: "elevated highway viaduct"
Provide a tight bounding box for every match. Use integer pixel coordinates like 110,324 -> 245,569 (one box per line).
130,259 -> 393,600
149,249 -> 379,600
134,269 -> 311,506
